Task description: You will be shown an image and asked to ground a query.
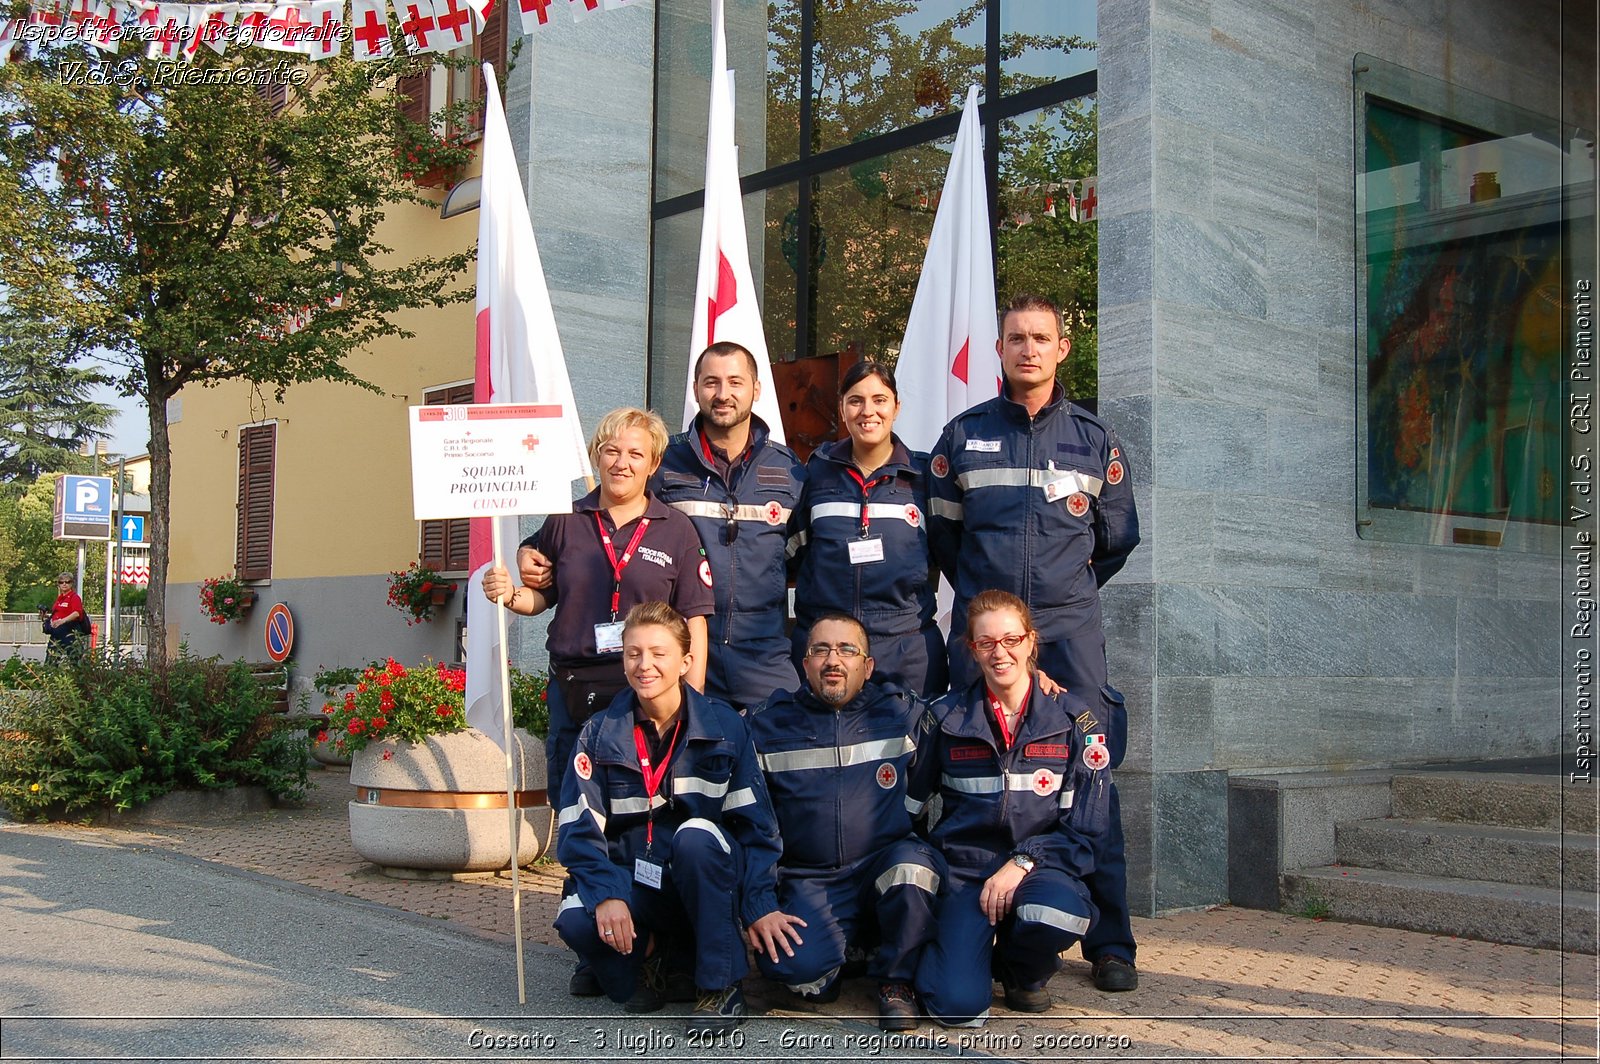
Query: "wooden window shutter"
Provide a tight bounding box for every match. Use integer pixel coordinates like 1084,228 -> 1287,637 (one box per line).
236,423 -> 276,581
420,384 -> 474,572
478,4 -> 506,102
397,70 -> 430,126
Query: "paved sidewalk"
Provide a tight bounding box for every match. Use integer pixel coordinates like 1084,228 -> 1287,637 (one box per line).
26,768 -> 1600,1060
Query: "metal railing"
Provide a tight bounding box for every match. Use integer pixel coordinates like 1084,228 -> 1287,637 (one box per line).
0,610 -> 148,651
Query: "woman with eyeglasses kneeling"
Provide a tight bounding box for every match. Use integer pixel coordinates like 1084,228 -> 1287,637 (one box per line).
907,590 -> 1113,1026
553,601 -> 782,1036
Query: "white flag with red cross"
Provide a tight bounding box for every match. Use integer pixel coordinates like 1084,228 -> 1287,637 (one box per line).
348,0 -> 392,59
84,1 -> 121,51
893,84 -> 1000,452
514,0 -> 553,32
1072,175 -> 1098,223
463,0 -> 491,30
302,0 -> 342,58
146,3 -> 192,60
681,0 -> 785,442
185,5 -> 238,59
0,20 -> 14,65
429,0 -> 472,47
397,0 -> 445,51
256,0 -> 312,52
566,0 -> 598,19
464,61 -> 592,750
233,3 -> 273,46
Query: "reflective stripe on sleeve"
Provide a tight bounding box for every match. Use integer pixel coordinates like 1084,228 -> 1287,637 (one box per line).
674,775 -> 731,800
722,786 -> 756,811
929,498 -> 964,520
556,892 -> 585,916
558,795 -> 607,834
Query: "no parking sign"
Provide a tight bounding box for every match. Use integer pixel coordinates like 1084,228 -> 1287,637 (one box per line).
264,603 -> 294,663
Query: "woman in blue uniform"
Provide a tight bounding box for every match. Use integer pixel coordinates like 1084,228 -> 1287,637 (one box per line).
909,590 -> 1113,1026
787,361 -> 947,696
553,601 -> 781,1036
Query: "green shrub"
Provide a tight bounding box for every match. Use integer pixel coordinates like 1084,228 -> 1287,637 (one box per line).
0,651 -> 309,821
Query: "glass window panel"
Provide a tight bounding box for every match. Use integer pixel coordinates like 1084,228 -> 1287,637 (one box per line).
996,100 -> 1099,401
648,208 -> 703,412
1000,0 -> 1097,91
811,135 -> 952,363
811,0 -> 984,153
759,182 -> 801,363
654,0 -> 796,203
1354,54 -> 1587,552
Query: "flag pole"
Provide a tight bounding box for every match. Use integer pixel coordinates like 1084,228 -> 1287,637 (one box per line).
491,519 -> 527,1005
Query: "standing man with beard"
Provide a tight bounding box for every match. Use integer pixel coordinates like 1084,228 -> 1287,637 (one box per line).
650,341 -> 805,709
743,613 -> 944,1031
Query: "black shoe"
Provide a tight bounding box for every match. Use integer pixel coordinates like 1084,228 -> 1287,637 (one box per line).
569,962 -> 602,998
1002,981 -> 1052,1013
686,984 -> 747,1035
878,982 -> 919,1031
1091,955 -> 1139,992
625,956 -> 666,1014
662,967 -> 698,1003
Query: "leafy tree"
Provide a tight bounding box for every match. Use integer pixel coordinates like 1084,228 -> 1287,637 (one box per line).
1,40 -> 476,665
0,312 -> 119,483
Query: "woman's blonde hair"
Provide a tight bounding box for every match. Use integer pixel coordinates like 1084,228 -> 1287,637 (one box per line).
623,601 -> 691,655
588,407 -> 669,468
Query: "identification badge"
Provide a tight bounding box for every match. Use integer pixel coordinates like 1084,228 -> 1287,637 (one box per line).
965,438 -> 1001,453
1043,476 -> 1076,503
848,537 -> 885,565
594,621 -> 625,654
634,857 -> 664,889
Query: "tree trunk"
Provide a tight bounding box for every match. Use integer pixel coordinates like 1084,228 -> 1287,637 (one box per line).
144,388 -> 171,669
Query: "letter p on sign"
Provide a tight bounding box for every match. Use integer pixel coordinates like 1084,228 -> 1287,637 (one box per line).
76,482 -> 98,510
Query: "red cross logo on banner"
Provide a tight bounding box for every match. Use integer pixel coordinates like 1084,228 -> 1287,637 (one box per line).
434,0 -> 470,43
268,3 -> 310,45
401,1 -> 437,48
1066,492 -> 1089,518
352,6 -> 388,56
764,501 -> 783,526
1031,769 -> 1056,795
521,434 -> 540,451
520,0 -> 552,23
876,763 -> 898,790
1078,181 -> 1097,222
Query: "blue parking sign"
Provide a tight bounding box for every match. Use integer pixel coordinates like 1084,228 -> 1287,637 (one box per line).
54,475 -> 115,541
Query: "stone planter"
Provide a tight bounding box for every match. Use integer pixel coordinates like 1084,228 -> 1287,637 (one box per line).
348,727 -> 552,876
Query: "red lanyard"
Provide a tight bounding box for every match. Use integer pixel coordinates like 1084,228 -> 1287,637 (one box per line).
633,719 -> 681,846
845,468 -> 889,537
987,682 -> 1031,750
595,513 -> 651,619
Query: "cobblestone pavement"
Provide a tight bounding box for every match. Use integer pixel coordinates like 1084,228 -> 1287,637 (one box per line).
28,768 -> 1599,1061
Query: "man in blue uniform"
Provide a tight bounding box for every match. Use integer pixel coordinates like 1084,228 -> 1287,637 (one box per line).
745,612 -> 943,1031
926,293 -> 1142,993
651,342 -> 806,709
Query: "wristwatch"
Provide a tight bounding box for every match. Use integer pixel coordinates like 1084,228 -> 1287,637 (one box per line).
1010,853 -> 1035,874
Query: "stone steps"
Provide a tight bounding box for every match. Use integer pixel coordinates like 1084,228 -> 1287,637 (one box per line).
1335,817 -> 1597,893
1391,771 -> 1594,835
1281,864 -> 1595,954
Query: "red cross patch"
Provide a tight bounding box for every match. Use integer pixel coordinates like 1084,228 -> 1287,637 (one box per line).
1066,492 -> 1090,517
698,559 -> 714,588
905,505 -> 921,527
1082,735 -> 1110,771
1106,460 -> 1124,486
574,751 -> 593,780
930,454 -> 949,479
764,501 -> 784,525
876,763 -> 898,789
1031,769 -> 1058,795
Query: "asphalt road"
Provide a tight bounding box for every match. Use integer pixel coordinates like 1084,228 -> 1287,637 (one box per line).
0,828 -> 972,1063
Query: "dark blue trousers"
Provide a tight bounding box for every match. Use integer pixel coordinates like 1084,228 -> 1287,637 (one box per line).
914,865 -> 1095,1027
554,819 -> 748,1001
707,634 -> 799,711
756,838 -> 945,993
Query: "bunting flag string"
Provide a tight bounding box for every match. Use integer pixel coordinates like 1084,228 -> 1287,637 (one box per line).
1002,175 -> 1100,227
8,0 -> 638,63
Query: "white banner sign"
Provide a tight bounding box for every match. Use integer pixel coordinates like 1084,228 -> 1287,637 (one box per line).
408,403 -> 578,520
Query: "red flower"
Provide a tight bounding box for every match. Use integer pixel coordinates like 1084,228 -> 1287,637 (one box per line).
356,682 -> 367,693
321,704 -> 333,715
315,730 -> 328,743
379,690 -> 395,711
435,705 -> 453,716
371,716 -> 387,730
376,673 -> 392,687
343,692 -> 357,709
347,719 -> 365,735
381,749 -> 393,761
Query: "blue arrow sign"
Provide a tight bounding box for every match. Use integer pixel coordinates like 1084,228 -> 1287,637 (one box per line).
120,516 -> 146,544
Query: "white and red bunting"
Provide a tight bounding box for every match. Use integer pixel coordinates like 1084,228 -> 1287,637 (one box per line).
0,20 -> 15,66
463,0 -> 490,31
348,0 -> 391,60
146,3 -> 192,61
514,0 -> 553,33
566,0 -> 597,20
186,3 -> 237,58
429,0 -> 472,49
303,0 -> 343,58
255,0 -> 314,52
398,0 -> 446,53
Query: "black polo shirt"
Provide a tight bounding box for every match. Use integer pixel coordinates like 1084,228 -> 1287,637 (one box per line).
521,490 -> 715,665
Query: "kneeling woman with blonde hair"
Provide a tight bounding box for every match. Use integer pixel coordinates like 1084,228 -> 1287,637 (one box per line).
553,602 -> 781,1036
